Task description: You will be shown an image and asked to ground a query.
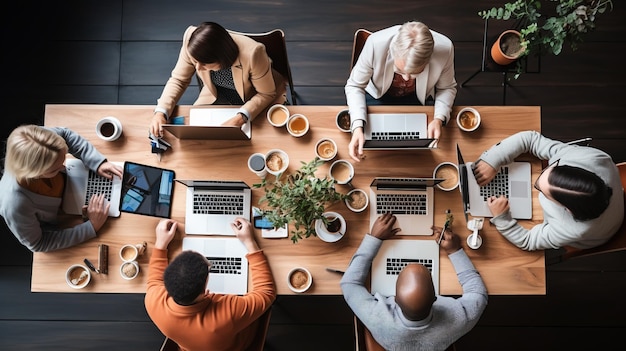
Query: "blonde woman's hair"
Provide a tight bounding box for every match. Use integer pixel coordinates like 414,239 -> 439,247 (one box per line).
4,125 -> 68,183
390,21 -> 434,74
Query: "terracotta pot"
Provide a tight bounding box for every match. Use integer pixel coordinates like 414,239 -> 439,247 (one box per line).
490,30 -> 524,66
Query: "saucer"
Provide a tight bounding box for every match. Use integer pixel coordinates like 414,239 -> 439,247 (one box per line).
315,212 -> 346,243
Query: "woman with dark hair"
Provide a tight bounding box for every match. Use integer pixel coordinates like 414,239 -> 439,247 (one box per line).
472,131 -> 623,251
150,22 -> 285,137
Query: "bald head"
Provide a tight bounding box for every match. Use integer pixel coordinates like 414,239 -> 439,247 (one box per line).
395,264 -> 436,321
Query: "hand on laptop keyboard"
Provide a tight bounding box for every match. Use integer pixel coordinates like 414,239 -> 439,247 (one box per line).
371,213 -> 401,240
83,193 -> 110,231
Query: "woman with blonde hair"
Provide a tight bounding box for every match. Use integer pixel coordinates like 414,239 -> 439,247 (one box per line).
0,125 -> 122,252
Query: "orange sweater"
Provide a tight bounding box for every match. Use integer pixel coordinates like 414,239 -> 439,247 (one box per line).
145,248 -> 276,351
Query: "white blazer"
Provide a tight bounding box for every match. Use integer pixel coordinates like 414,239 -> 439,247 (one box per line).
345,25 -> 457,129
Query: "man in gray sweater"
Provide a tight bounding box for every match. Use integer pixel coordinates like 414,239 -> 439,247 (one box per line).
341,213 -> 488,351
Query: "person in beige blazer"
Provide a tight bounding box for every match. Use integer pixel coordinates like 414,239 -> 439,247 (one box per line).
150,22 -> 285,137
345,21 -> 457,162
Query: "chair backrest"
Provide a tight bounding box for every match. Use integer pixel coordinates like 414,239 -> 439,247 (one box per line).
230,29 -> 297,105
560,162 -> 626,261
351,29 -> 372,70
158,307 -> 272,351
353,315 -> 456,351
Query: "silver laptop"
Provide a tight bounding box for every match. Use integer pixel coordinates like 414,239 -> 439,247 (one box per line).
371,239 -> 440,296
369,177 -> 443,235
182,236 -> 249,295
176,180 -> 252,235
363,112 -> 436,150
456,144 -> 532,220
163,108 -> 251,140
62,158 -> 123,217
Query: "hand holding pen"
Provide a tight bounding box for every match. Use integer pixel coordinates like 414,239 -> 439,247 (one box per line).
432,225 -> 462,255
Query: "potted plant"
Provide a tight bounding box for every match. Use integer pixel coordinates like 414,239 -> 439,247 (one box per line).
479,0 -> 614,78
254,157 -> 349,243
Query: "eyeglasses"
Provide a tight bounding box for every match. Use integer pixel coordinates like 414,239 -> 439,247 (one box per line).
534,159 -> 560,194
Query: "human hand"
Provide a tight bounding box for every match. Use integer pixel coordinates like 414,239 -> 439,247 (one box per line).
432,225 -> 461,255
487,196 -> 510,217
427,119 -> 443,146
472,160 -> 497,186
371,213 -> 401,240
222,114 -> 245,127
150,112 -> 167,138
348,128 -> 365,162
97,162 -> 123,180
231,218 -> 260,252
154,219 -> 178,250
85,193 -> 110,231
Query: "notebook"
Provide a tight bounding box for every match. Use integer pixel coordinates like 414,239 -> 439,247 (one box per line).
363,112 -> 436,150
119,161 -> 175,218
456,144 -> 532,220
369,177 -> 443,235
182,236 -> 249,295
175,180 -> 252,235
163,108 -> 251,140
371,239 -> 440,296
62,159 -> 123,217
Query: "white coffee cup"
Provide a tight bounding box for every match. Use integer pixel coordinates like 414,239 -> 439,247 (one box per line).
120,244 -> 139,262
456,107 -> 481,132
120,261 -> 140,280
248,153 -> 268,178
96,116 -> 123,141
267,104 -> 290,127
329,159 -> 354,185
287,114 -> 310,137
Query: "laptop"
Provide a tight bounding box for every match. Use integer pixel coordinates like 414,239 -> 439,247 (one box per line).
363,112 -> 436,150
176,180 -> 252,235
456,144 -> 532,220
163,108 -> 251,140
182,236 -> 249,295
371,239 -> 440,296
62,158 -> 123,217
369,177 -> 443,235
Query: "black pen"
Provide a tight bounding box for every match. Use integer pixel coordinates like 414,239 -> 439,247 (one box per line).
84,258 -> 100,274
326,267 -> 345,274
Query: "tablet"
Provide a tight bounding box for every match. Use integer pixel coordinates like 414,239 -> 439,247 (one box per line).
120,162 -> 175,218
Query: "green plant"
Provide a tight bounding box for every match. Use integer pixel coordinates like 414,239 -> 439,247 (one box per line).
479,0 -> 613,77
254,157 -> 349,243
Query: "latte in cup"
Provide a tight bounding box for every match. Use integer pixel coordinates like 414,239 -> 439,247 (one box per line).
459,110 -> 477,130
266,153 -> 285,172
330,160 -> 353,184
434,162 -> 459,191
315,138 -> 337,161
270,108 -> 288,125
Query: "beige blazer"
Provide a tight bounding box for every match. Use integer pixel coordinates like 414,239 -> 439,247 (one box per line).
156,26 -> 285,120
345,25 -> 457,127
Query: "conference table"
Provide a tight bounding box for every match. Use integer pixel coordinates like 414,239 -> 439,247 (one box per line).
33,104 -> 545,295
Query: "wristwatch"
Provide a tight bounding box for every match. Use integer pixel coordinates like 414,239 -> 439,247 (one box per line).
239,112 -> 249,123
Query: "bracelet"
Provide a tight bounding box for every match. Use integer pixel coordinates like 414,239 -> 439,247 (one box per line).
239,112 -> 249,123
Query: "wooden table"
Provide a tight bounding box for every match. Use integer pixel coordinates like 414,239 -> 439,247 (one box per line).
33,104 -> 545,295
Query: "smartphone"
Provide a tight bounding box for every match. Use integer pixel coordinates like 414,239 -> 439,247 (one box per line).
253,215 -> 275,229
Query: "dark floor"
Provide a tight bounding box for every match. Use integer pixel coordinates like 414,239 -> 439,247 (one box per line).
2,1 -> 626,350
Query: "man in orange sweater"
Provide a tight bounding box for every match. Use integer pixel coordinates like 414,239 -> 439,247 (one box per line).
145,218 -> 276,351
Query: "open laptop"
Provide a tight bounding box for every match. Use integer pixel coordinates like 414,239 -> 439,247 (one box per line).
176,180 -> 252,235
363,112 -> 436,150
182,236 -> 249,295
62,158 -> 123,217
369,177 -> 443,235
456,144 -> 532,220
371,239 -> 440,296
163,108 -> 251,140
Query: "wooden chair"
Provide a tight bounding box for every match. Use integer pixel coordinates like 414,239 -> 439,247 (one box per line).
196,29 -> 297,105
158,308 -> 272,351
353,315 -> 456,351
553,162 -> 626,262
351,29 -> 372,70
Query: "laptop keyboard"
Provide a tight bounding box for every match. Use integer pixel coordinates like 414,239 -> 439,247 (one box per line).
385,258 -> 433,275
480,166 -> 510,201
376,194 -> 427,215
206,256 -> 243,274
193,193 -> 244,215
371,131 -> 421,140
84,170 -> 113,205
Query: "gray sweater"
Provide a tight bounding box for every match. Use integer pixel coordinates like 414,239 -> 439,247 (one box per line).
479,131 -> 624,250
341,235 -> 488,351
0,127 -> 106,252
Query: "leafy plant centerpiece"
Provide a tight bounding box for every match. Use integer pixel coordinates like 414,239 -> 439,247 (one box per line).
479,0 -> 613,78
254,157 -> 349,243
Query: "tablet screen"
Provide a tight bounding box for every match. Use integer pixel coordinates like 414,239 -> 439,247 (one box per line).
120,162 -> 175,218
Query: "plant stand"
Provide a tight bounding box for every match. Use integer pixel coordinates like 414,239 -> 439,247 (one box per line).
460,18 -> 540,105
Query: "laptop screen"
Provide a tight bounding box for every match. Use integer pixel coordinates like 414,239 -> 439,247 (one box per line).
120,162 -> 175,218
